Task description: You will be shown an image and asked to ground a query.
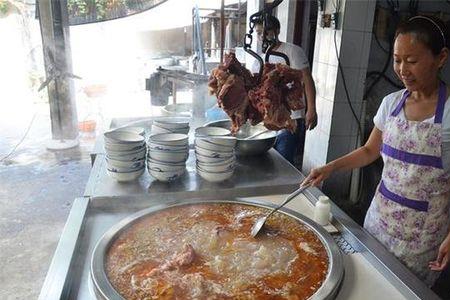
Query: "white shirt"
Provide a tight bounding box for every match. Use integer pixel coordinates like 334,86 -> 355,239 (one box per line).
374,89 -> 450,172
251,42 -> 309,119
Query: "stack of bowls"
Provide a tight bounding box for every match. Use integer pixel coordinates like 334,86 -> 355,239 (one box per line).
110,126 -> 145,136
151,118 -> 190,135
147,133 -> 189,182
104,131 -> 146,182
194,127 -> 236,182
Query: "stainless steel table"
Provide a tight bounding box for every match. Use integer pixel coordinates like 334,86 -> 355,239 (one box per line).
38,192 -> 440,300
84,149 -> 303,199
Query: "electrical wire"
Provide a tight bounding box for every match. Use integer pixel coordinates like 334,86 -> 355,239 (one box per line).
0,112 -> 37,163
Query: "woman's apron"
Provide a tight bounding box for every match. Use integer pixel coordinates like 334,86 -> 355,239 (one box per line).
364,82 -> 450,286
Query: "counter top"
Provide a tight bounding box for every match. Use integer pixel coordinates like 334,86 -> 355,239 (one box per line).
84,149 -> 303,199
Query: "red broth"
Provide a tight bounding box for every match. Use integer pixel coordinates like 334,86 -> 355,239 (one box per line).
106,203 -> 328,299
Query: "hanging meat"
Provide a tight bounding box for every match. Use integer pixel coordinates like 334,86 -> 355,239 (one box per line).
208,53 -> 305,133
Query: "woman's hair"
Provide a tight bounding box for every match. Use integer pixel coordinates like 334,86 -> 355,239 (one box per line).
395,15 -> 449,55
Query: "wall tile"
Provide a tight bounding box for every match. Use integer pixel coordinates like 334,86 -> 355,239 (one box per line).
334,66 -> 363,104
314,62 -> 328,98
342,0 -> 368,32
327,30 -> 341,67
339,30 -> 365,68
330,101 -> 362,137
319,98 -> 333,136
318,30 -> 332,64
327,135 -> 358,162
360,32 -> 372,72
324,64 -> 338,101
365,0 -> 377,33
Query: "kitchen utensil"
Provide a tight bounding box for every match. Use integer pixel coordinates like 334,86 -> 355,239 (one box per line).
244,129 -> 270,140
204,120 -> 277,155
251,182 -> 311,237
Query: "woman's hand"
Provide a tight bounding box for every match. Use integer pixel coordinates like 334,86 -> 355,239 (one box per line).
302,164 -> 334,187
429,233 -> 450,271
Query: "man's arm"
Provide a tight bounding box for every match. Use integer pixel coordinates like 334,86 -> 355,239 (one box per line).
301,68 -> 317,130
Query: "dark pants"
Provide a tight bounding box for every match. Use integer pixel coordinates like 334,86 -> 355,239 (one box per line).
274,119 -> 306,165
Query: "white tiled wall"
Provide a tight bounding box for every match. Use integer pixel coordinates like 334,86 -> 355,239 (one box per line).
303,0 -> 376,200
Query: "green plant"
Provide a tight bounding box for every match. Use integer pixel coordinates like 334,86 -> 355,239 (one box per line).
0,0 -> 10,16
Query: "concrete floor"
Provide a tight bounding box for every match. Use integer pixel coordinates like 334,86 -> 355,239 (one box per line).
0,106 -> 95,300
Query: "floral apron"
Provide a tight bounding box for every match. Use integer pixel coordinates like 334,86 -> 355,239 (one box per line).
364,82 -> 450,286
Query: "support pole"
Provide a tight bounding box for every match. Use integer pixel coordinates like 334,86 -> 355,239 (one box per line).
220,0 -> 225,63
38,0 -> 79,149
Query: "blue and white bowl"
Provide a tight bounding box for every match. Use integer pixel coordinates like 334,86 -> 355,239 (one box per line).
105,141 -> 145,152
106,147 -> 146,161
148,133 -> 189,147
195,138 -> 234,152
149,149 -> 188,163
195,146 -> 233,159
110,126 -> 145,136
197,160 -> 234,173
148,166 -> 186,182
195,152 -> 233,164
195,126 -> 231,137
104,131 -> 144,144
196,166 -> 234,182
148,142 -> 188,152
106,157 -> 145,170
107,167 -> 145,182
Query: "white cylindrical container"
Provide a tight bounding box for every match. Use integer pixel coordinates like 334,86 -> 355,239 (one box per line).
314,196 -> 331,226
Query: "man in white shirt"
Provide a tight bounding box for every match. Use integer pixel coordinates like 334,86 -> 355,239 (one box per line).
251,16 -> 317,165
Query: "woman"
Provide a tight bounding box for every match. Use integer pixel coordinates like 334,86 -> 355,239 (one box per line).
304,16 -> 450,286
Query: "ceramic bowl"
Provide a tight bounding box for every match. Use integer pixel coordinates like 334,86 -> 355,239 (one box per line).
106,148 -> 146,161
105,141 -> 145,152
153,119 -> 190,130
150,124 -> 172,135
196,166 -> 234,182
111,126 -> 145,136
148,166 -> 185,182
148,133 -> 189,146
195,138 -> 234,152
147,157 -> 185,167
147,160 -> 186,172
107,167 -> 145,182
148,149 -> 188,163
106,157 -> 145,169
195,126 -> 231,137
195,146 -> 233,158
195,152 -> 234,164
196,161 -> 235,173
104,131 -> 144,144
199,136 -> 237,147
148,142 -> 188,152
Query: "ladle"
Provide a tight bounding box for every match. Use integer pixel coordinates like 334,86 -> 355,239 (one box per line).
250,181 -> 311,237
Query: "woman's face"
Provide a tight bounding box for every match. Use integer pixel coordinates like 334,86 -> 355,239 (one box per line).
393,33 -> 447,92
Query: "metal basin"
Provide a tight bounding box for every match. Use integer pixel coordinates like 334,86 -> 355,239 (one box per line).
91,199 -> 344,300
204,119 -> 277,156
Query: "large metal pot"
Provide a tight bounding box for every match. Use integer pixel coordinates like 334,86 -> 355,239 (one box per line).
204,119 -> 277,156
91,199 -> 344,300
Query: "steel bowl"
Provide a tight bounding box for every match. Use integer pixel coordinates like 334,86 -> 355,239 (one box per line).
91,199 -> 344,300
204,119 -> 277,156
